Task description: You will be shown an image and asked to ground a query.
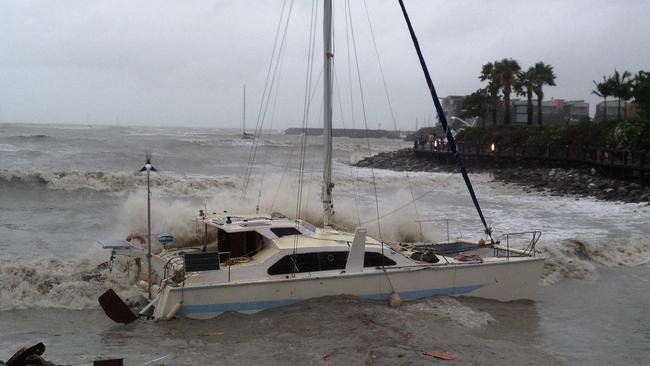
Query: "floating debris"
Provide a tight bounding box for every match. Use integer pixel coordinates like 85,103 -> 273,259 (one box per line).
2,342 -> 62,366
422,350 -> 457,361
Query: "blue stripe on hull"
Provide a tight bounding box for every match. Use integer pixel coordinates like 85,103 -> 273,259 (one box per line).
177,283 -> 486,316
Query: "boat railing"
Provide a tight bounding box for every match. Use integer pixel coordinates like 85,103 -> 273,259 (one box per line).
494,231 -> 541,259
163,251 -> 233,284
415,218 -> 464,241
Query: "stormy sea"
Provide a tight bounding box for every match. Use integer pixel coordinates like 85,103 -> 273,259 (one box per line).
1,122 -> 649,365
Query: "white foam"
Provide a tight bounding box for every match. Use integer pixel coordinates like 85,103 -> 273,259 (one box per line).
405,296 -> 495,328
0,247 -> 136,310
0,143 -> 21,152
0,169 -> 244,195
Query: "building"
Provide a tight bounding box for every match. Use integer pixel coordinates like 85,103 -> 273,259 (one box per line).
594,100 -> 637,121
511,98 -> 588,125
564,100 -> 590,123
441,95 -> 589,125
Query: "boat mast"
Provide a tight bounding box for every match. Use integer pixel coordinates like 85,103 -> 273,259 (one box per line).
243,83 -> 246,135
322,0 -> 334,227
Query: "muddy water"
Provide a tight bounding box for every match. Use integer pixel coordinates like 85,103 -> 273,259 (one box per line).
1,123 -> 649,365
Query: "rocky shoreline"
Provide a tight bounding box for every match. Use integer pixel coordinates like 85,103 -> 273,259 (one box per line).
354,148 -> 650,204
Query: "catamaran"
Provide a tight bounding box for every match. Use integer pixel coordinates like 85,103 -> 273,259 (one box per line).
99,0 -> 544,323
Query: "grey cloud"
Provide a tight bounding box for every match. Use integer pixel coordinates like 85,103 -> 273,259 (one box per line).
1,0 -> 648,128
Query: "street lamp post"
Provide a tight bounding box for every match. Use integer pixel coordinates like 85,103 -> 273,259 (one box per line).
139,156 -> 157,300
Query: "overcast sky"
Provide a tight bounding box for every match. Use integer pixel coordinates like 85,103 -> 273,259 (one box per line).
1,0 -> 649,130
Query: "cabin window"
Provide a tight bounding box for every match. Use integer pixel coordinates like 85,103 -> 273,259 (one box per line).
217,229 -> 265,260
268,253 -> 319,275
270,227 -> 302,237
267,251 -> 395,275
364,252 -> 397,267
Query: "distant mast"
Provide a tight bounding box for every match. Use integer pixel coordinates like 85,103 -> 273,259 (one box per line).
241,84 -> 253,139
322,0 -> 334,228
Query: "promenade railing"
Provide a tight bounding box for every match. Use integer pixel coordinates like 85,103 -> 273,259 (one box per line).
412,140 -> 650,173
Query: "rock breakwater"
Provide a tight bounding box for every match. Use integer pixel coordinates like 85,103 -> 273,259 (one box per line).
354,148 -> 650,204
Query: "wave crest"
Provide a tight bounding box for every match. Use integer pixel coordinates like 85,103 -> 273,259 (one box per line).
540,236 -> 650,285
0,169 -> 243,195
0,251 -> 136,310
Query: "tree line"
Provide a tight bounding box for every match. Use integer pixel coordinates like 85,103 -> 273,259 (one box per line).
592,70 -> 650,121
462,58 -> 556,126
461,59 -> 650,126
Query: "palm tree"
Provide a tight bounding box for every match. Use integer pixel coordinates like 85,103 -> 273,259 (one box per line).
515,68 -> 535,124
461,88 -> 490,126
592,75 -> 614,122
633,71 -> 650,119
494,58 -> 521,125
479,62 -> 501,125
530,62 -> 557,125
610,69 -> 633,120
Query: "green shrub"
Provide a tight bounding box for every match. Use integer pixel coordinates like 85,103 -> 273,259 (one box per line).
455,119 -> 649,151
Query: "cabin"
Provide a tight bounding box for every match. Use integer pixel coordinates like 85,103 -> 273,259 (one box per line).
174,212 -> 410,285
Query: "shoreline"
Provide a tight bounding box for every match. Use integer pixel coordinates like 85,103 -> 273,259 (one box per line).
354,148 -> 650,204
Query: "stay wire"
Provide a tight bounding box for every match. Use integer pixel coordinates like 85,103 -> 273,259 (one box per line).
293,0 -> 319,273
246,1 -> 293,199
346,0 -> 383,243
241,0 -> 286,200
362,0 -> 398,131
242,0 -> 295,201
295,0 -> 318,223
255,16 -> 290,214
333,61 -> 361,225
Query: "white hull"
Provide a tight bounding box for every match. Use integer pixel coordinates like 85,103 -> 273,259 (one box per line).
152,257 -> 544,320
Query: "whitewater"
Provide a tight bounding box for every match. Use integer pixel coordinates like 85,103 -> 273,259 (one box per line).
1,122 -> 649,365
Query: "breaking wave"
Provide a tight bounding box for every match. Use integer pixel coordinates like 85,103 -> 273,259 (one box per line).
539,236 -> 650,285
0,167 -> 473,198
0,248 -> 137,311
0,169 -> 244,195
2,134 -> 49,140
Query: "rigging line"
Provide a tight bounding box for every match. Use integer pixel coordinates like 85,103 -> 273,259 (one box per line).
347,0 -> 383,243
333,61 -> 361,225
241,0 -> 287,199
245,2 -> 294,198
344,0 -> 367,227
293,0 -> 319,275
295,0 -> 319,222
406,172 -> 424,240
242,0 -> 295,200
255,17 -> 291,214
357,172 -> 456,225
344,0 -> 356,130
269,135 -> 301,212
397,0 -> 493,242
358,185 -> 434,225
364,0 -> 424,242
362,0 -> 398,131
